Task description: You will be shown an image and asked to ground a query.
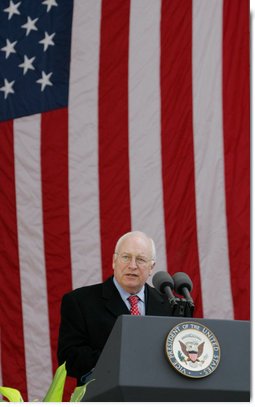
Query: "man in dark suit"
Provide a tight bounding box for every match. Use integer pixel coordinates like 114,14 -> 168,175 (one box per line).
57,231 -> 172,384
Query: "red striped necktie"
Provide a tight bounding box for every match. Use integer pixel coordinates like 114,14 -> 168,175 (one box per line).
128,295 -> 140,315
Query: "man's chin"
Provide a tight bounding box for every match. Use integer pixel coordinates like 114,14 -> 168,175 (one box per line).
124,274 -> 138,281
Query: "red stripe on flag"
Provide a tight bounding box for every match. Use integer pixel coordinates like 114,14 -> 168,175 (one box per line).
222,0 -> 250,320
160,0 -> 203,317
41,108 -> 73,373
0,121 -> 28,399
99,0 -> 131,280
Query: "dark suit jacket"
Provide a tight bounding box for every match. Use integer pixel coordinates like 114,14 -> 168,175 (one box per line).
57,276 -> 172,384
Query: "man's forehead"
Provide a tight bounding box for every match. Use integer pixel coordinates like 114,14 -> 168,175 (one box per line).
119,236 -> 150,251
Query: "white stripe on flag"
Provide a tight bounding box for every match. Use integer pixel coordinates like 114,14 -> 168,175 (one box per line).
129,0 -> 167,278
14,115 -> 52,400
69,0 -> 102,289
192,0 -> 233,318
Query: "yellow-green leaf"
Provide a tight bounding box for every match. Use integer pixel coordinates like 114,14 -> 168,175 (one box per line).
70,379 -> 95,402
42,362 -> 67,402
0,387 -> 24,402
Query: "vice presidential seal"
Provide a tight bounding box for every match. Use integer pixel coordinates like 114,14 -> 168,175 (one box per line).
165,321 -> 220,378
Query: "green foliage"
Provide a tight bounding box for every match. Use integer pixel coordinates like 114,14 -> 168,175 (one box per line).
0,387 -> 24,402
0,362 -> 94,402
42,362 -> 67,402
70,379 -> 95,402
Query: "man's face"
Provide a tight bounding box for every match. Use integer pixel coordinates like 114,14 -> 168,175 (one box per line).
112,235 -> 155,294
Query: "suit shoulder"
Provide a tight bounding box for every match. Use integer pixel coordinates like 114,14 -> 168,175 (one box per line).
146,284 -> 169,303
62,281 -> 103,301
146,284 -> 163,297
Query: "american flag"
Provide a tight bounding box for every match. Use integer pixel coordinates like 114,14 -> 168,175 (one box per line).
0,0 -> 250,402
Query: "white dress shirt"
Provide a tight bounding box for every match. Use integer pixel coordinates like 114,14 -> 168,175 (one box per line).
113,277 -> 145,315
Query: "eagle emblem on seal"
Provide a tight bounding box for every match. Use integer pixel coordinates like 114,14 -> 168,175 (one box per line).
179,340 -> 205,364
165,322 -> 221,378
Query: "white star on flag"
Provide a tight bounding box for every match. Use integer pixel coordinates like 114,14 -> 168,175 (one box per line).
18,55 -> 36,75
42,0 -> 58,13
36,71 -> 53,91
0,78 -> 15,99
3,0 -> 21,20
21,17 -> 39,36
1,39 -> 17,59
39,32 -> 55,52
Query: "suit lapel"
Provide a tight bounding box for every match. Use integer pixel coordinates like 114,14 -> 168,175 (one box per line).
102,276 -> 130,317
101,277 -> 170,317
145,284 -> 169,316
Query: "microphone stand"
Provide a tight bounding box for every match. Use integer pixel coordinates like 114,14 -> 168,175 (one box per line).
162,284 -> 195,317
169,298 -> 194,318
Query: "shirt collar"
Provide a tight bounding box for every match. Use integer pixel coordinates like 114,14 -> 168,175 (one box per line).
113,276 -> 145,302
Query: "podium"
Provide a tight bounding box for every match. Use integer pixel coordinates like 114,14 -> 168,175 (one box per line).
83,315 -> 250,402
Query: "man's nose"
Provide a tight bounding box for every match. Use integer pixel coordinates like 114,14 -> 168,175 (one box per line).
129,256 -> 138,268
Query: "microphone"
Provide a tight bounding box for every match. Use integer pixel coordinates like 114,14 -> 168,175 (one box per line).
152,271 -> 177,305
172,272 -> 194,307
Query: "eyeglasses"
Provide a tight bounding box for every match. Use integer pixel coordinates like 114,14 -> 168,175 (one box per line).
115,252 -> 154,268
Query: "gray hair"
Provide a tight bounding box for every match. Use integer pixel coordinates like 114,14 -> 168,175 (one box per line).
114,231 -> 156,261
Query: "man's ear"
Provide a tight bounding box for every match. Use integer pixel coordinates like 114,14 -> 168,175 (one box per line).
149,261 -> 156,275
112,253 -> 117,269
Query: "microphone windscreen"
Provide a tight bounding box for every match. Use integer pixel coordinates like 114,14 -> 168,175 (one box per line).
172,272 -> 193,294
152,271 -> 174,293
